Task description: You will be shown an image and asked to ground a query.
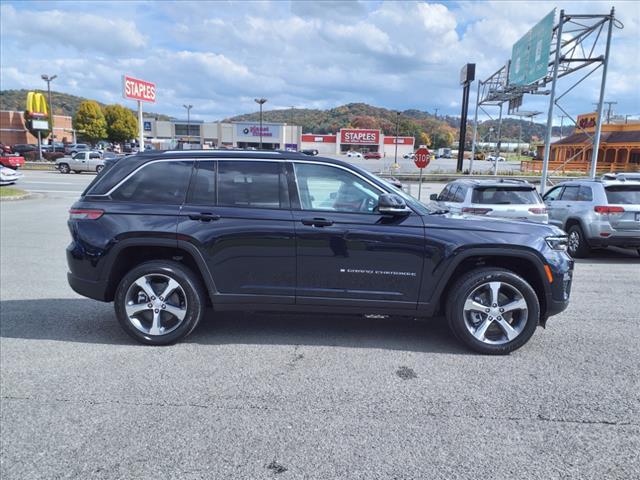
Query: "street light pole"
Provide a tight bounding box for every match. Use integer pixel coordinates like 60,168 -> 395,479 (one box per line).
254,98 -> 267,149
183,104 -> 193,149
290,106 -> 295,150
393,111 -> 400,168
41,74 -> 57,146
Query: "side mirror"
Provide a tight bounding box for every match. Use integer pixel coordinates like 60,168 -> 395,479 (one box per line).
430,193 -> 439,201
377,193 -> 411,216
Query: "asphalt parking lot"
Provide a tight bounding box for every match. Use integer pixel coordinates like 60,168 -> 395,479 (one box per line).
1,174 -> 639,479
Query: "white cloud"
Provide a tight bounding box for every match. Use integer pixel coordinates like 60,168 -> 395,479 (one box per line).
0,0 -> 638,122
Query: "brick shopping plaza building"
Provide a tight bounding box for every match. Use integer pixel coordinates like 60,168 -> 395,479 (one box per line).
0,110 -> 73,146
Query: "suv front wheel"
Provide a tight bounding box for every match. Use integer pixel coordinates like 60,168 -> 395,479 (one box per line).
446,268 -> 540,355
114,260 -> 206,345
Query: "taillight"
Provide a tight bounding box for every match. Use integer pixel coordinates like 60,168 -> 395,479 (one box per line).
462,207 -> 493,215
594,206 -> 624,214
528,207 -> 548,214
69,208 -> 104,220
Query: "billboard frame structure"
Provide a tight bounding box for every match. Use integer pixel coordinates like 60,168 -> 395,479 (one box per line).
468,7 -> 621,191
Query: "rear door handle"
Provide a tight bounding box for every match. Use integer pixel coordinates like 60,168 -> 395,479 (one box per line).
189,212 -> 221,222
301,217 -> 333,227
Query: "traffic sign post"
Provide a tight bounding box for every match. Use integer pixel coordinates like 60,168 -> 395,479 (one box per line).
414,147 -> 430,201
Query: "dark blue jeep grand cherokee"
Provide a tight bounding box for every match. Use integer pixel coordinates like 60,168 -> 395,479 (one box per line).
67,150 -> 573,354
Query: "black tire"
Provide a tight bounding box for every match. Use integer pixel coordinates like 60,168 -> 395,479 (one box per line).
96,165 -> 104,174
73,170 -> 81,174
446,268 -> 540,355
567,224 -> 590,258
114,260 -> 206,345
58,163 -> 70,174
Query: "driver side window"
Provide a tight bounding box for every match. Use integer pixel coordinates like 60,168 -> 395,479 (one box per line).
294,163 -> 381,213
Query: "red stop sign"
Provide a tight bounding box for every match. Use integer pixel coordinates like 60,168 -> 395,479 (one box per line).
414,147 -> 430,169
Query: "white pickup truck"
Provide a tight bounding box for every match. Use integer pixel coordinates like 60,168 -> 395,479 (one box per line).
56,151 -> 105,174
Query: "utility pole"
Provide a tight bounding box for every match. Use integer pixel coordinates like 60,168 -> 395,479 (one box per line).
290,106 -> 295,150
559,115 -> 568,139
593,101 -> 617,124
41,74 -> 57,146
393,111 -> 400,168
183,104 -> 193,149
434,108 -> 439,119
254,98 -> 267,149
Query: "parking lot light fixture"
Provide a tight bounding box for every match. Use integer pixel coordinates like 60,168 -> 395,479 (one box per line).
394,111 -> 400,169
183,104 -> 193,148
254,98 -> 267,149
41,74 -> 57,144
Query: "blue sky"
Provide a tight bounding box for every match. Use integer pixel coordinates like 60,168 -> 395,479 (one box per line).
1,1 -> 638,124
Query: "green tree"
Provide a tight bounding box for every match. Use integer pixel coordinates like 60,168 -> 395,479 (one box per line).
104,104 -> 138,143
73,100 -> 107,143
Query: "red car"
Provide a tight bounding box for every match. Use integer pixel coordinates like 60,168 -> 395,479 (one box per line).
363,152 -> 381,159
0,155 -> 25,170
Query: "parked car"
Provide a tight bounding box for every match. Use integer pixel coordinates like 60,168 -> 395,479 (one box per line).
0,166 -> 22,185
66,151 -> 573,354
64,143 -> 90,155
543,178 -> 640,257
436,148 -> 452,159
56,151 -> 105,174
301,149 -> 319,156
487,154 -> 506,162
11,144 -> 37,155
430,179 -> 548,223
346,151 -> 363,158
363,152 -> 382,160
0,154 -> 25,170
403,153 -> 415,160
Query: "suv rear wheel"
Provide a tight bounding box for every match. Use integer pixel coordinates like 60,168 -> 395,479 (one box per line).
446,268 -> 540,355
114,260 -> 206,345
567,224 -> 590,258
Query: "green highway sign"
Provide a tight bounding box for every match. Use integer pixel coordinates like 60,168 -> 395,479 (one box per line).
509,10 -> 555,86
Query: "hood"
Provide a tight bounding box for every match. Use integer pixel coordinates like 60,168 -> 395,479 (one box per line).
425,212 -> 565,237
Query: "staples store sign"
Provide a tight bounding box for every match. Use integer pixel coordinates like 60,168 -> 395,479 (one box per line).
340,129 -> 380,145
123,75 -> 156,103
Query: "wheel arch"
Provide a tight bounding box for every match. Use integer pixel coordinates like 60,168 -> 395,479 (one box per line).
429,248 -> 549,321
102,238 -> 217,302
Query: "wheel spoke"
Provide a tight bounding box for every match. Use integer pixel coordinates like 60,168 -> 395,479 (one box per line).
464,298 -> 488,312
125,303 -> 151,317
149,310 -> 163,336
160,278 -> 180,300
164,303 -> 186,321
473,318 -> 493,340
489,282 -> 501,306
501,298 -> 527,313
495,318 -> 519,341
134,277 -> 156,299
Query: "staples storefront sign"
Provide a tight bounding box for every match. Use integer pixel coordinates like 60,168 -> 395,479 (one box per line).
235,123 -> 281,139
123,75 -> 156,103
340,129 -> 380,145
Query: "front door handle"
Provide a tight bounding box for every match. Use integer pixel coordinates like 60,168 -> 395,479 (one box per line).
189,212 -> 221,222
301,217 -> 334,227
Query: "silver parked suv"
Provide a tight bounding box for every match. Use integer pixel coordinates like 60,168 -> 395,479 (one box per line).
430,179 -> 548,223
542,175 -> 640,257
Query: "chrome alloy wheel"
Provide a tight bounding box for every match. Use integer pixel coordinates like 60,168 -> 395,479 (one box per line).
462,281 -> 528,345
568,231 -> 580,254
124,274 -> 187,336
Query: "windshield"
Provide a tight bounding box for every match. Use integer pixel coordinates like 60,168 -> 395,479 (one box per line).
472,187 -> 541,205
605,185 -> 640,205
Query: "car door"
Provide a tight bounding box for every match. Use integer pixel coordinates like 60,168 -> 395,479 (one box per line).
69,152 -> 85,171
543,185 -> 565,227
291,161 -> 425,309
177,159 -> 296,304
87,152 -> 101,172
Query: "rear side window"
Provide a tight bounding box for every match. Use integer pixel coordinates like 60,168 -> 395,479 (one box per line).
472,187 -> 541,205
110,160 -> 193,204
218,161 -> 289,209
89,153 -> 100,159
559,186 -> 579,201
187,161 -> 216,205
577,185 -> 593,201
605,185 -> 640,204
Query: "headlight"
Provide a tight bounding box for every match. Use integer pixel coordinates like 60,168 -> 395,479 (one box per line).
545,235 -> 568,251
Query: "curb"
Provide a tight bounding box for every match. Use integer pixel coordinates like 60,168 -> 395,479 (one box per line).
0,192 -> 32,201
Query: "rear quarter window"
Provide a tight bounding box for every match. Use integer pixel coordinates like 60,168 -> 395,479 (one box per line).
472,187 -> 541,204
110,160 -> 193,204
605,185 -> 640,204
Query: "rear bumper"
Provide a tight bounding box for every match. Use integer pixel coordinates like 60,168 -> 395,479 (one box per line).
67,272 -> 109,302
588,234 -> 640,248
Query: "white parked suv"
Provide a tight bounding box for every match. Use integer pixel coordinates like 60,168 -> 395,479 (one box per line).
346,151 -> 363,158
430,179 -> 549,223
